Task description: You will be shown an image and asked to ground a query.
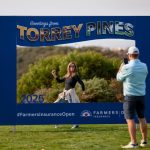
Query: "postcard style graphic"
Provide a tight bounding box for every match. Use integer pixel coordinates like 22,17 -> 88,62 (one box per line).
0,16 -> 149,125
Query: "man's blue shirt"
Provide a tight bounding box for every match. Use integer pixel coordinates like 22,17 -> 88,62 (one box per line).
116,59 -> 148,96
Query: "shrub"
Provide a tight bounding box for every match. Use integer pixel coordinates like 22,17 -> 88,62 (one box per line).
76,77 -> 116,102
109,79 -> 124,102
17,51 -> 121,102
34,88 -> 61,103
21,78 -> 124,103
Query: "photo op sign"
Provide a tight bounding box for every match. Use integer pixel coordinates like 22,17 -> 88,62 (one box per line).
0,16 -> 149,125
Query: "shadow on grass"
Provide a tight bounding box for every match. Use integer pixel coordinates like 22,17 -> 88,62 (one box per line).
4,125 -> 128,133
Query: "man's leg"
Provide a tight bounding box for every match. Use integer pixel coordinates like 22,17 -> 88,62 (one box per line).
136,96 -> 147,142
122,97 -> 139,148
126,119 -> 137,144
138,118 -> 147,142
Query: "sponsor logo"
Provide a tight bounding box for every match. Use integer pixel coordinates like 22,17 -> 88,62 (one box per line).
80,110 -> 92,117
80,110 -> 124,118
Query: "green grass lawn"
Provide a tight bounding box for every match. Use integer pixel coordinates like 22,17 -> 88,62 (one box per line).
0,124 -> 149,150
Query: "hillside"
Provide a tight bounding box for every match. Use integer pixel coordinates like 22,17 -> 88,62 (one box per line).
17,46 -> 127,79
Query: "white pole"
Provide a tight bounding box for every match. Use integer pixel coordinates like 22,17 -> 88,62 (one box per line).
12,125 -> 16,132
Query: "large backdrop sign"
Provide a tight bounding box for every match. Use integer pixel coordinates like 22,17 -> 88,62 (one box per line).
0,16 -> 149,125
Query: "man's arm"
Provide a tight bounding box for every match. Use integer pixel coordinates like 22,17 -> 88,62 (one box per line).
116,64 -> 131,82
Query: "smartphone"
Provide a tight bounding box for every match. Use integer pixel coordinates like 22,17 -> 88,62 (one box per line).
123,58 -> 128,64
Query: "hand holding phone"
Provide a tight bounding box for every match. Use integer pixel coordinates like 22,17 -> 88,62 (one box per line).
123,58 -> 128,64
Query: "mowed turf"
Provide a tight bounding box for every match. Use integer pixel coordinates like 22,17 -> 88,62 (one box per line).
0,124 -> 149,150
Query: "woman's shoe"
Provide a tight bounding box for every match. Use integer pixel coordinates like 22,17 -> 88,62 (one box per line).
54,125 -> 58,128
71,125 -> 79,129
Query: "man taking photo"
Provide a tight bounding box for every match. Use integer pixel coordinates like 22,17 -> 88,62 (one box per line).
116,46 -> 148,149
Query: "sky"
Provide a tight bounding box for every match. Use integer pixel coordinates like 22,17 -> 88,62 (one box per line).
0,0 -> 150,16
58,39 -> 135,49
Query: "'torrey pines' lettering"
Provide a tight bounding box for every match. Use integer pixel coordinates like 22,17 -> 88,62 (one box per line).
17,21 -> 134,42
17,24 -> 83,42
86,21 -> 134,37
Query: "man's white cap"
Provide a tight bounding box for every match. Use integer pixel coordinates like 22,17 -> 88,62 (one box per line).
127,46 -> 139,54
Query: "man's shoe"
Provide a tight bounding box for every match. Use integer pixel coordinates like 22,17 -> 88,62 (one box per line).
121,142 -> 138,149
140,140 -> 147,147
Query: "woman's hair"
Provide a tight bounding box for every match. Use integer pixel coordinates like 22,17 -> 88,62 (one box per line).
64,62 -> 78,78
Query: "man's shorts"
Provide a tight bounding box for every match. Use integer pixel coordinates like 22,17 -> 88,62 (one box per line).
123,95 -> 145,119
